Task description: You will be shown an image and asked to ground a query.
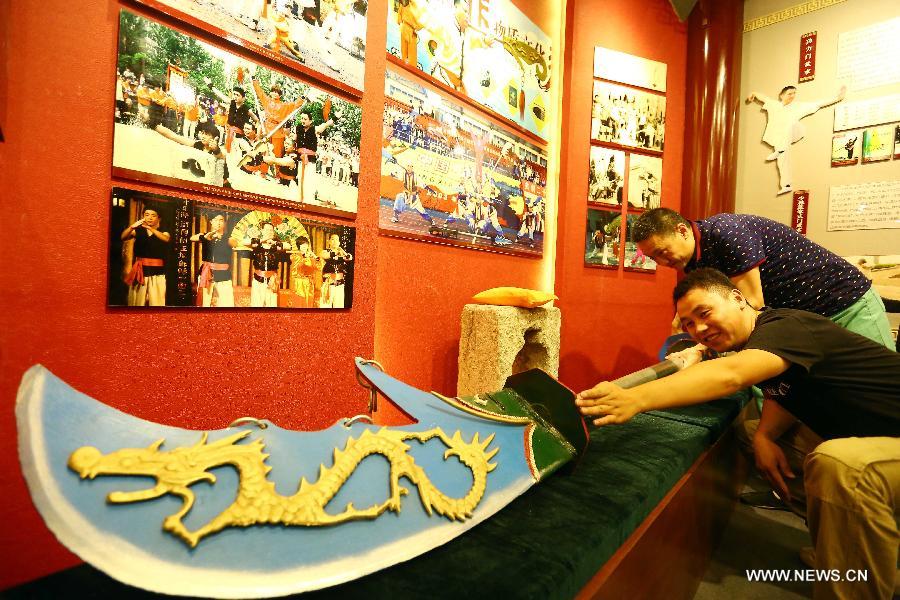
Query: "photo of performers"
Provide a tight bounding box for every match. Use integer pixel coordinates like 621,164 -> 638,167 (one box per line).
831,131 -> 860,167
623,214 -> 657,272
113,10 -> 362,215
109,188 -> 355,309
380,70 -> 549,256
588,146 -> 624,206
591,81 -> 666,152
626,154 -> 662,210
585,207 -> 621,268
132,0 -> 368,91
385,0 -> 552,139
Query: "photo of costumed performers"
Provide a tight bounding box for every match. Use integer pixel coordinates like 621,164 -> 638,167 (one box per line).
626,154 -> 662,210
113,10 -> 362,215
587,146 -> 624,206
380,70 -> 549,256
386,0 -> 552,139
624,213 -> 657,273
108,188 -> 355,309
584,207 -> 622,268
131,0 -> 368,91
591,81 -> 665,152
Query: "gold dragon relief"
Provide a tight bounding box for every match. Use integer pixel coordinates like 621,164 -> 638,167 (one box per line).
67,427 -> 499,548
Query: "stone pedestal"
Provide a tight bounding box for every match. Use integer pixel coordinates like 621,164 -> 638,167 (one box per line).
457,304 -> 561,397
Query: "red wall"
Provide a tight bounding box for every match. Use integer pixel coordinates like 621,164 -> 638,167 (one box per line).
0,0 -> 688,589
0,0 -> 384,588
555,0 -> 688,394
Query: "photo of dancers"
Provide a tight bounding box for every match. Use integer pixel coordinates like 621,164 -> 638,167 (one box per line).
133,0 -> 368,91
113,10 -> 362,215
585,207 -> 621,268
626,154 -> 662,210
385,0 -> 552,139
591,80 -> 665,152
587,146 -> 624,206
380,70 -> 549,256
109,187 -> 355,309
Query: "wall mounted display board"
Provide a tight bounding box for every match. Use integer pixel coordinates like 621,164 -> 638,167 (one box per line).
109,187 -> 355,308
114,10 -> 362,218
827,180 -> 900,231
831,131 -> 861,166
623,214 -> 657,272
626,154 -> 662,210
587,146 -> 625,206
133,0 -> 368,94
833,94 -> 900,132
836,16 -> 900,92
861,125 -> 894,163
593,47 -> 667,92
590,81 -> 666,153
584,207 -> 621,268
385,0 -> 552,141
379,69 -> 548,257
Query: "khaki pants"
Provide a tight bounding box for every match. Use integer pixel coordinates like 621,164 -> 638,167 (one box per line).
805,437 -> 900,600
127,274 -> 166,307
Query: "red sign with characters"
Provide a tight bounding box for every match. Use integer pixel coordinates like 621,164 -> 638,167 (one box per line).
791,190 -> 809,235
799,32 -> 817,83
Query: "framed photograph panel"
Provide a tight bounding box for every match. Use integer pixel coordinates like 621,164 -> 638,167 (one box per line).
585,207 -> 621,268
627,154 -> 662,210
591,81 -> 665,153
624,214 -> 657,272
386,0 -> 552,141
588,146 -> 625,206
109,187 -> 355,309
862,125 -> 893,163
114,10 -> 361,217
593,47 -> 667,92
133,0 -> 367,94
380,69 -> 549,257
831,131 -> 861,166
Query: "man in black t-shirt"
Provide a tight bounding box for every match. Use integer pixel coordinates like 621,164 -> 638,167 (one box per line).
576,268 -> 899,599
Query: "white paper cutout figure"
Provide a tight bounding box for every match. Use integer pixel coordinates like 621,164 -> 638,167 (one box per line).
747,85 -> 846,195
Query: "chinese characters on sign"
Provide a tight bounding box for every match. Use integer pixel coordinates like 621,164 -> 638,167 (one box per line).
791,190 -> 809,235
799,31 -> 816,83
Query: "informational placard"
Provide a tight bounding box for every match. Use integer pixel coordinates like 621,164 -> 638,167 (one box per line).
827,180 -> 900,231
834,94 -> 900,131
798,32 -> 816,83
836,17 -> 900,92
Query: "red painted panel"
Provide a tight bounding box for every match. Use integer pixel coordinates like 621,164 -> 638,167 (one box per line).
554,0 -> 688,394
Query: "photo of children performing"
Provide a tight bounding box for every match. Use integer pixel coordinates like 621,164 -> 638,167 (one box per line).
379,70 -> 549,256
109,188 -> 355,309
588,146 -> 624,206
113,10 -> 362,215
385,0 -> 552,139
133,0 -> 368,91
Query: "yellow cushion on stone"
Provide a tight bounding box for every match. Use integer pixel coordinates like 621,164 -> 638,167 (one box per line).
470,287 -> 558,308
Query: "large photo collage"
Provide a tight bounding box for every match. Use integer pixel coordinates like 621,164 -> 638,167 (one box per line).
109,1 -> 365,308
380,0 -> 554,257
585,47 -> 666,272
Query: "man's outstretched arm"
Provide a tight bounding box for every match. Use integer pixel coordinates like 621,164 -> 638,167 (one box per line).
576,349 -> 790,426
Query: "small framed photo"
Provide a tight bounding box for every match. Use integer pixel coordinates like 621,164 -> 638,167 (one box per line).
861,125 -> 893,163
627,154 -> 662,210
831,131 -> 860,167
585,207 -> 622,268
624,214 -> 657,272
588,146 -> 625,206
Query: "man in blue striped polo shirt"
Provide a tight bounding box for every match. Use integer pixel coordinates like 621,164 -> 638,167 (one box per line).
633,208 -> 893,348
